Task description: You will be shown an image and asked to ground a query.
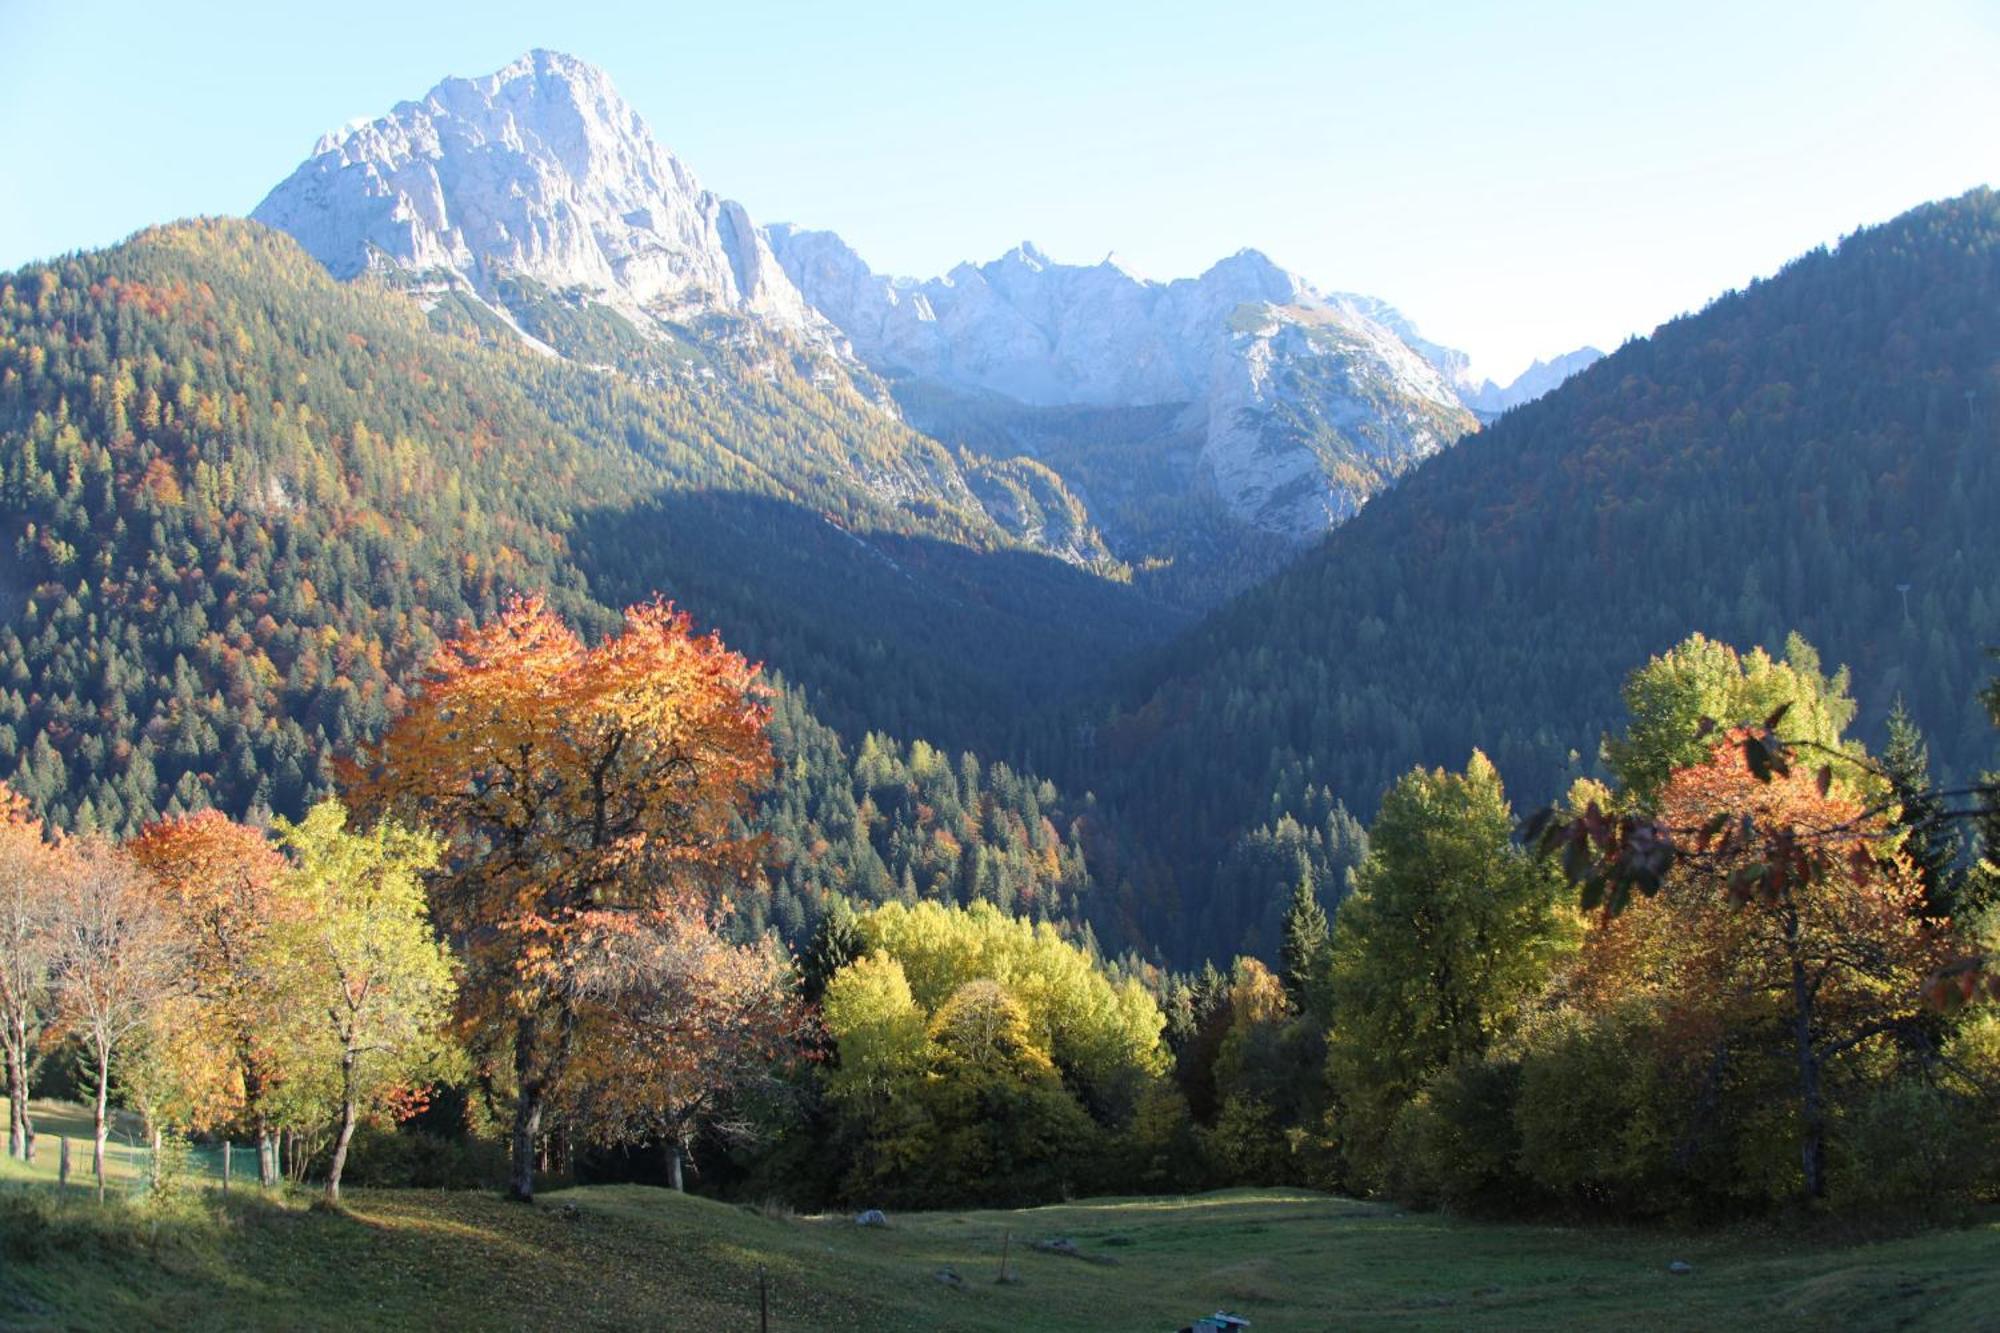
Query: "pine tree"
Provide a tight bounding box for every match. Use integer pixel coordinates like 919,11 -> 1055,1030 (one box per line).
801,896 -> 864,1004
1278,871 -> 1332,1019
1883,697 -> 1963,919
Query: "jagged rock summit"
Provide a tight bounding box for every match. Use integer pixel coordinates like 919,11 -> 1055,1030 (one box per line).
253,50 -> 824,337
766,227 -> 1478,538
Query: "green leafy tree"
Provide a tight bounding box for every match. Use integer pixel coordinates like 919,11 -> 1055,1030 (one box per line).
858,900 -> 1167,1104
1325,752 -> 1576,1185
820,952 -> 932,1109
812,902 -> 1166,1205
267,800 -> 458,1205
1604,634 -> 1859,807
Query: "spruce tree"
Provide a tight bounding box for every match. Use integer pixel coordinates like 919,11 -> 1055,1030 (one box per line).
1883,697 -> 1963,919
801,896 -> 864,1004
1967,673 -> 2000,920
1278,871 -> 1333,1018
1970,775 -> 2000,923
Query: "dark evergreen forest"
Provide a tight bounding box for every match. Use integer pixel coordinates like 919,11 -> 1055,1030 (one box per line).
1077,189 -> 2000,960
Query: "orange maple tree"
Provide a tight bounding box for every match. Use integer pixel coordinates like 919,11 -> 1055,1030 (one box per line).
347,594 -> 774,1200
127,810 -> 295,1185
1568,735 -> 1949,1199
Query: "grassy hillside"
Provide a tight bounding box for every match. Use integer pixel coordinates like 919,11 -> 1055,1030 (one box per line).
4,1157 -> 1998,1329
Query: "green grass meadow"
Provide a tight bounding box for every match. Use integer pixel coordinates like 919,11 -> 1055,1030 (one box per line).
3,1103 -> 1999,1329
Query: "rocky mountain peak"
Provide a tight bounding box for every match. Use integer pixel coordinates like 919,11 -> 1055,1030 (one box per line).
765,230 -> 1478,538
253,51 -> 825,337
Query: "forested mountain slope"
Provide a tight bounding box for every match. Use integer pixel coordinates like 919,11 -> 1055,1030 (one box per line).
1085,188 -> 2000,960
0,220 -> 1167,865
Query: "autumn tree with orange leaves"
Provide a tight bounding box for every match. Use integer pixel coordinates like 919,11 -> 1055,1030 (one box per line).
1557,731 -> 1952,1200
557,914 -> 802,1192
128,810 -> 295,1186
348,595 -> 775,1202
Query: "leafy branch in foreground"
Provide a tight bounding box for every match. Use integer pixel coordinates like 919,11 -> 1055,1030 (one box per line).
1524,703 -> 2000,1009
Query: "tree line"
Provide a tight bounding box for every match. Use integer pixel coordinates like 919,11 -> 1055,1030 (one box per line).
1121,633 -> 2000,1218
12,595 -> 1995,1223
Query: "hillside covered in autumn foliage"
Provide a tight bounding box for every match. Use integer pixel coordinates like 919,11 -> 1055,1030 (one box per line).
0,220 -> 1175,840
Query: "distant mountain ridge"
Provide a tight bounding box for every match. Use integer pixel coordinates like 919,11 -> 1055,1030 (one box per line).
1458,346 -> 1606,417
765,225 -> 1478,541
1324,292 -> 1600,418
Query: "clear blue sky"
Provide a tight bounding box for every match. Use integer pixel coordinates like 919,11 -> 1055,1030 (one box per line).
3,0 -> 1996,380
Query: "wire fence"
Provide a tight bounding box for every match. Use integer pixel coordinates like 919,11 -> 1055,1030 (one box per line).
3,1105 -> 257,1199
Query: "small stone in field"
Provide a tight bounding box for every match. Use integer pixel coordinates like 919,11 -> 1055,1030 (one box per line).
855,1208 -> 888,1227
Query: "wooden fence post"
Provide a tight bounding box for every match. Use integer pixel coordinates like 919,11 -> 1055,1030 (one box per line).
58,1136 -> 70,1190
222,1140 -> 231,1194
758,1264 -> 769,1333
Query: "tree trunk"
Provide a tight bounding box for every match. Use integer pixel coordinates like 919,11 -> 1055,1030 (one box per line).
1788,918 -> 1827,1200
148,1118 -> 162,1189
510,1013 -> 543,1202
6,1042 -> 30,1161
667,1143 -> 684,1193
325,1050 -> 358,1206
243,1051 -> 277,1187
93,1045 -> 109,1202
510,1088 -> 542,1202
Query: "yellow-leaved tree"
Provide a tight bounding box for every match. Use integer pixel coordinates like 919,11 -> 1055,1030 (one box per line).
265,799 -> 459,1205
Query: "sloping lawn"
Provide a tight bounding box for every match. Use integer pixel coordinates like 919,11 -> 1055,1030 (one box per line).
3,1144 -> 1996,1329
